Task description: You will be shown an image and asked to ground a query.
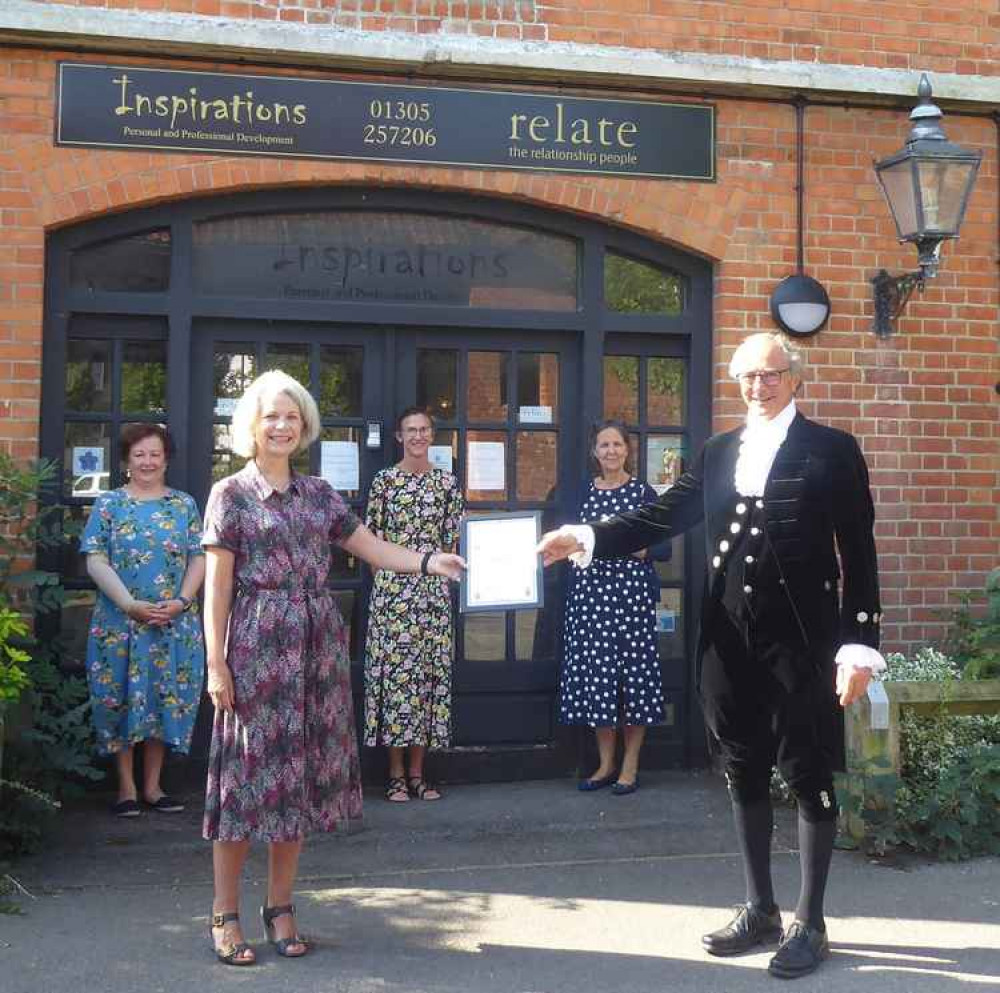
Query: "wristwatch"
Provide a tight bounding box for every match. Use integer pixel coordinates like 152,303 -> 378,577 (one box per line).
178,595 -> 192,611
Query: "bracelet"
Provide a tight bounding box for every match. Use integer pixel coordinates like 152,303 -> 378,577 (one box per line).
178,595 -> 192,611
420,551 -> 434,576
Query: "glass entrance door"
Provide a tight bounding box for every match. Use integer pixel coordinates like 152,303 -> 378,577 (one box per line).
190,323 -> 579,775
397,331 -> 579,756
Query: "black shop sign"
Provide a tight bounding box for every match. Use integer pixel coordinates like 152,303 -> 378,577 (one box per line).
56,63 -> 715,181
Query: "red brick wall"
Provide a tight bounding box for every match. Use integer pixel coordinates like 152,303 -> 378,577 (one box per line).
32,0 -> 1000,73
0,45 -> 997,656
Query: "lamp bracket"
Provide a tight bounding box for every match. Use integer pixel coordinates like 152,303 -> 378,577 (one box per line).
871,268 -> 924,338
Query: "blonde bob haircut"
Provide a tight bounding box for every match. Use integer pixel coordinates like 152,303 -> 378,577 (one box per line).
229,370 -> 321,459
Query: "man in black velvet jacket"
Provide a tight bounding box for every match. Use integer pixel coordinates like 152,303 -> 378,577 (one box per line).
539,332 -> 885,979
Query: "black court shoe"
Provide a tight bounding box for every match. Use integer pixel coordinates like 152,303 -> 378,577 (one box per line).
702,902 -> 783,956
767,920 -> 829,979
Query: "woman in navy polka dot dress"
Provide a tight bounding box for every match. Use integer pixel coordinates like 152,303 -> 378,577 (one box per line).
560,421 -> 668,795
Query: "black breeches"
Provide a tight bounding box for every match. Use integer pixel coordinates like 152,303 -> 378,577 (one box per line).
700,610 -> 839,823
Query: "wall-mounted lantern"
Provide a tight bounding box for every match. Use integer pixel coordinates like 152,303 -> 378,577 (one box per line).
872,74 -> 981,337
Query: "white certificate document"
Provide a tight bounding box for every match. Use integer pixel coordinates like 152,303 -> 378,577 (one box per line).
461,512 -> 542,613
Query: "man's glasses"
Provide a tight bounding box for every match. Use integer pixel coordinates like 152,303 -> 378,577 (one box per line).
402,427 -> 432,437
737,368 -> 789,387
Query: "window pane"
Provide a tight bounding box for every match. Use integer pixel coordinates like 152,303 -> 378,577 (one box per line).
466,431 -> 506,502
65,422 -> 112,499
468,352 -> 508,422
604,251 -> 684,313
654,536 -> 685,584
603,356 -> 638,423
59,505 -> 93,581
332,590 -> 361,660
517,353 -> 558,424
646,435 -> 685,495
320,426 -> 361,500
516,431 -> 557,502
265,343 -> 310,386
122,340 -> 167,415
192,212 -> 579,310
463,612 -> 506,661
328,543 -> 358,581
211,423 -> 239,485
60,590 -> 97,669
66,339 -> 111,412
213,345 -> 256,417
417,349 -> 458,422
515,609 -> 540,660
429,428 -> 457,478
319,346 -> 362,417
70,229 -> 171,293
656,587 -> 684,658
647,358 -> 685,425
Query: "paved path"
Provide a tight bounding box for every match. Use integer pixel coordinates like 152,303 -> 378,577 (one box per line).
2,771 -> 997,993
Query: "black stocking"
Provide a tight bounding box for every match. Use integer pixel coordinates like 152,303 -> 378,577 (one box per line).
731,797 -> 776,912
794,813 -> 836,931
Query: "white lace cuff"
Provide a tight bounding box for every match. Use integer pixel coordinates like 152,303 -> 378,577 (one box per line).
835,643 -> 887,674
557,524 -> 595,569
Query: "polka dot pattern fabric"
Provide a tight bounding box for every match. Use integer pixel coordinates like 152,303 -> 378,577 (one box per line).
559,478 -> 665,728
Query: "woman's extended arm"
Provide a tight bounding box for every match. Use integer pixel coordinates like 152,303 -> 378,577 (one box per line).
340,523 -> 465,580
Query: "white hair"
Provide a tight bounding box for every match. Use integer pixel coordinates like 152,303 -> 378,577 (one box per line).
728,332 -> 804,379
229,370 -> 321,459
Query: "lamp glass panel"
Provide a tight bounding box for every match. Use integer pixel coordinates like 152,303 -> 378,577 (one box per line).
878,159 -> 919,238
777,301 -> 828,334
916,159 -> 976,234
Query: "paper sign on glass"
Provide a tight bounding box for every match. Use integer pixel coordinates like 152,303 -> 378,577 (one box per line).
428,445 -> 453,473
460,512 -> 543,613
467,441 -> 505,491
320,440 -> 359,492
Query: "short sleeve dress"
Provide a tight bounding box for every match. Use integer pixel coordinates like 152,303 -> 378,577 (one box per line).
362,467 -> 463,749
560,478 -> 665,728
81,488 -> 205,756
201,461 -> 363,842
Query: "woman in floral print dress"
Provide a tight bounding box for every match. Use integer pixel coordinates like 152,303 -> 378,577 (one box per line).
82,423 -> 205,818
363,407 -> 463,803
201,373 -> 463,967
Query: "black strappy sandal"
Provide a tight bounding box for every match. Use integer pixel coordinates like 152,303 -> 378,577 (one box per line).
407,776 -> 442,801
209,910 -> 256,966
384,776 -> 409,802
261,903 -> 309,958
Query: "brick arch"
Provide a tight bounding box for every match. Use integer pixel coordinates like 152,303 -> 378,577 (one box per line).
20,142 -> 743,261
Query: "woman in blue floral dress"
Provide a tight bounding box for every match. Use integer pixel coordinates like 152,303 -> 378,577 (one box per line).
201,373 -> 464,966
82,424 -> 205,818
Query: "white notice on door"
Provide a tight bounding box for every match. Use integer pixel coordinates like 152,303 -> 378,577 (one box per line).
321,440 -> 359,492
428,445 -> 453,473
467,441 -> 505,491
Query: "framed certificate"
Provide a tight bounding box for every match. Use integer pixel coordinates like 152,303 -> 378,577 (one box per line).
459,511 -> 544,613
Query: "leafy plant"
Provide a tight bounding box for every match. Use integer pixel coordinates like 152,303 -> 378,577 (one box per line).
872,647 -> 1000,860
941,568 -> 1000,680
0,455 -> 99,858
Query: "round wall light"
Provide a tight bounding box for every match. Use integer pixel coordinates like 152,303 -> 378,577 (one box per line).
769,273 -> 831,337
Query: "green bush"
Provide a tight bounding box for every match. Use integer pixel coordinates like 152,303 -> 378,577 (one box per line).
875,646 -> 1000,860
0,455 -> 100,858
942,568 -> 1000,681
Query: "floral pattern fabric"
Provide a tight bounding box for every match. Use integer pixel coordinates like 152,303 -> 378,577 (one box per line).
81,488 -> 205,756
363,467 -> 463,749
201,461 -> 363,842
560,478 -> 665,727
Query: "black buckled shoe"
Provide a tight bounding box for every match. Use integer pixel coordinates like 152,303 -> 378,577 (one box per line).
702,902 -> 783,957
767,920 -> 830,979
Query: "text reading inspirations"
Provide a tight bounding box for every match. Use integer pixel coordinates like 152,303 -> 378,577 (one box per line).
57,64 -> 715,181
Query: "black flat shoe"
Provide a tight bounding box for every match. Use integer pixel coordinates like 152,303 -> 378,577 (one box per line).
577,773 -> 616,792
767,921 -> 829,979
146,794 -> 185,813
702,902 -> 783,956
111,799 -> 141,818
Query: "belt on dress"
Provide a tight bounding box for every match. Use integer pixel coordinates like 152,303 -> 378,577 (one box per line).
235,582 -> 328,600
